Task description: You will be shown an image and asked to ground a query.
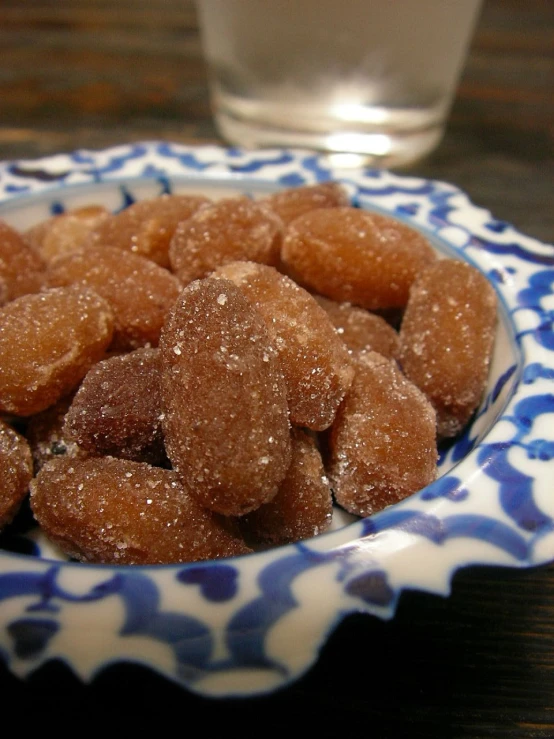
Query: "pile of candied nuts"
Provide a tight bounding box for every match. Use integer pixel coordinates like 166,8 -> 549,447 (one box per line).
0,181 -> 498,565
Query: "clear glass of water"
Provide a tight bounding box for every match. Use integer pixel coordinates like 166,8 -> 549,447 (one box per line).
195,0 -> 483,168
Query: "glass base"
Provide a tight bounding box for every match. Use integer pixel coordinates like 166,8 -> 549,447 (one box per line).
214,108 -> 445,169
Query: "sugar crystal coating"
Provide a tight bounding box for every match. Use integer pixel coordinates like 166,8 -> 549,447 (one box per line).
399,259 -> 498,438
84,194 -> 211,267
0,285 -> 114,416
160,277 -> 292,516
29,456 -> 252,564
315,295 -> 401,361
0,419 -> 33,529
281,207 -> 436,310
240,427 -> 333,546
0,219 -> 46,304
328,351 -> 438,518
46,245 -> 182,350
64,347 -> 166,465
212,261 -> 355,431
259,181 -> 350,226
168,196 -> 283,285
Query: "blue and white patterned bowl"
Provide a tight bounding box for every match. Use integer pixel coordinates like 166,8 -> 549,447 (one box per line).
0,142 -> 553,698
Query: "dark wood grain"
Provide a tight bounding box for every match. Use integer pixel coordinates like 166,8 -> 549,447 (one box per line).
0,2 -> 553,735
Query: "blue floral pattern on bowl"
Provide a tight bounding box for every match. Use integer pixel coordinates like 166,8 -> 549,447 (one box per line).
0,142 -> 553,698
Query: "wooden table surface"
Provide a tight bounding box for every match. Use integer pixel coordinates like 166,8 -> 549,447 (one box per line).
1,1 -> 553,736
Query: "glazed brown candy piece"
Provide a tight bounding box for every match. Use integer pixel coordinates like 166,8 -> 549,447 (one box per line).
30,456 -> 252,564
46,245 -> 182,350
84,194 -> 211,267
315,295 -> 401,361
240,427 -> 333,547
168,196 -> 283,285
212,261 -> 355,431
24,206 -> 109,263
0,286 -> 114,416
64,347 -> 166,465
26,395 -> 87,472
0,219 -> 46,305
0,419 -> 33,530
160,277 -> 292,517
399,259 -> 498,438
281,207 -> 436,310
328,351 -> 438,518
259,181 -> 350,226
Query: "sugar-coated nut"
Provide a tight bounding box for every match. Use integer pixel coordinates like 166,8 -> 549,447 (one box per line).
0,419 -> 33,530
46,245 -> 182,350
64,347 -> 167,465
160,277 -> 292,517
259,181 -> 350,226
0,285 -> 114,416
281,207 -> 436,310
399,259 -> 498,438
29,456 -> 252,564
0,219 -> 46,304
314,295 -> 401,361
328,351 -> 438,518
25,206 -> 109,263
168,196 -> 283,285
212,261 -> 355,431
84,193 -> 211,267
240,427 -> 333,546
